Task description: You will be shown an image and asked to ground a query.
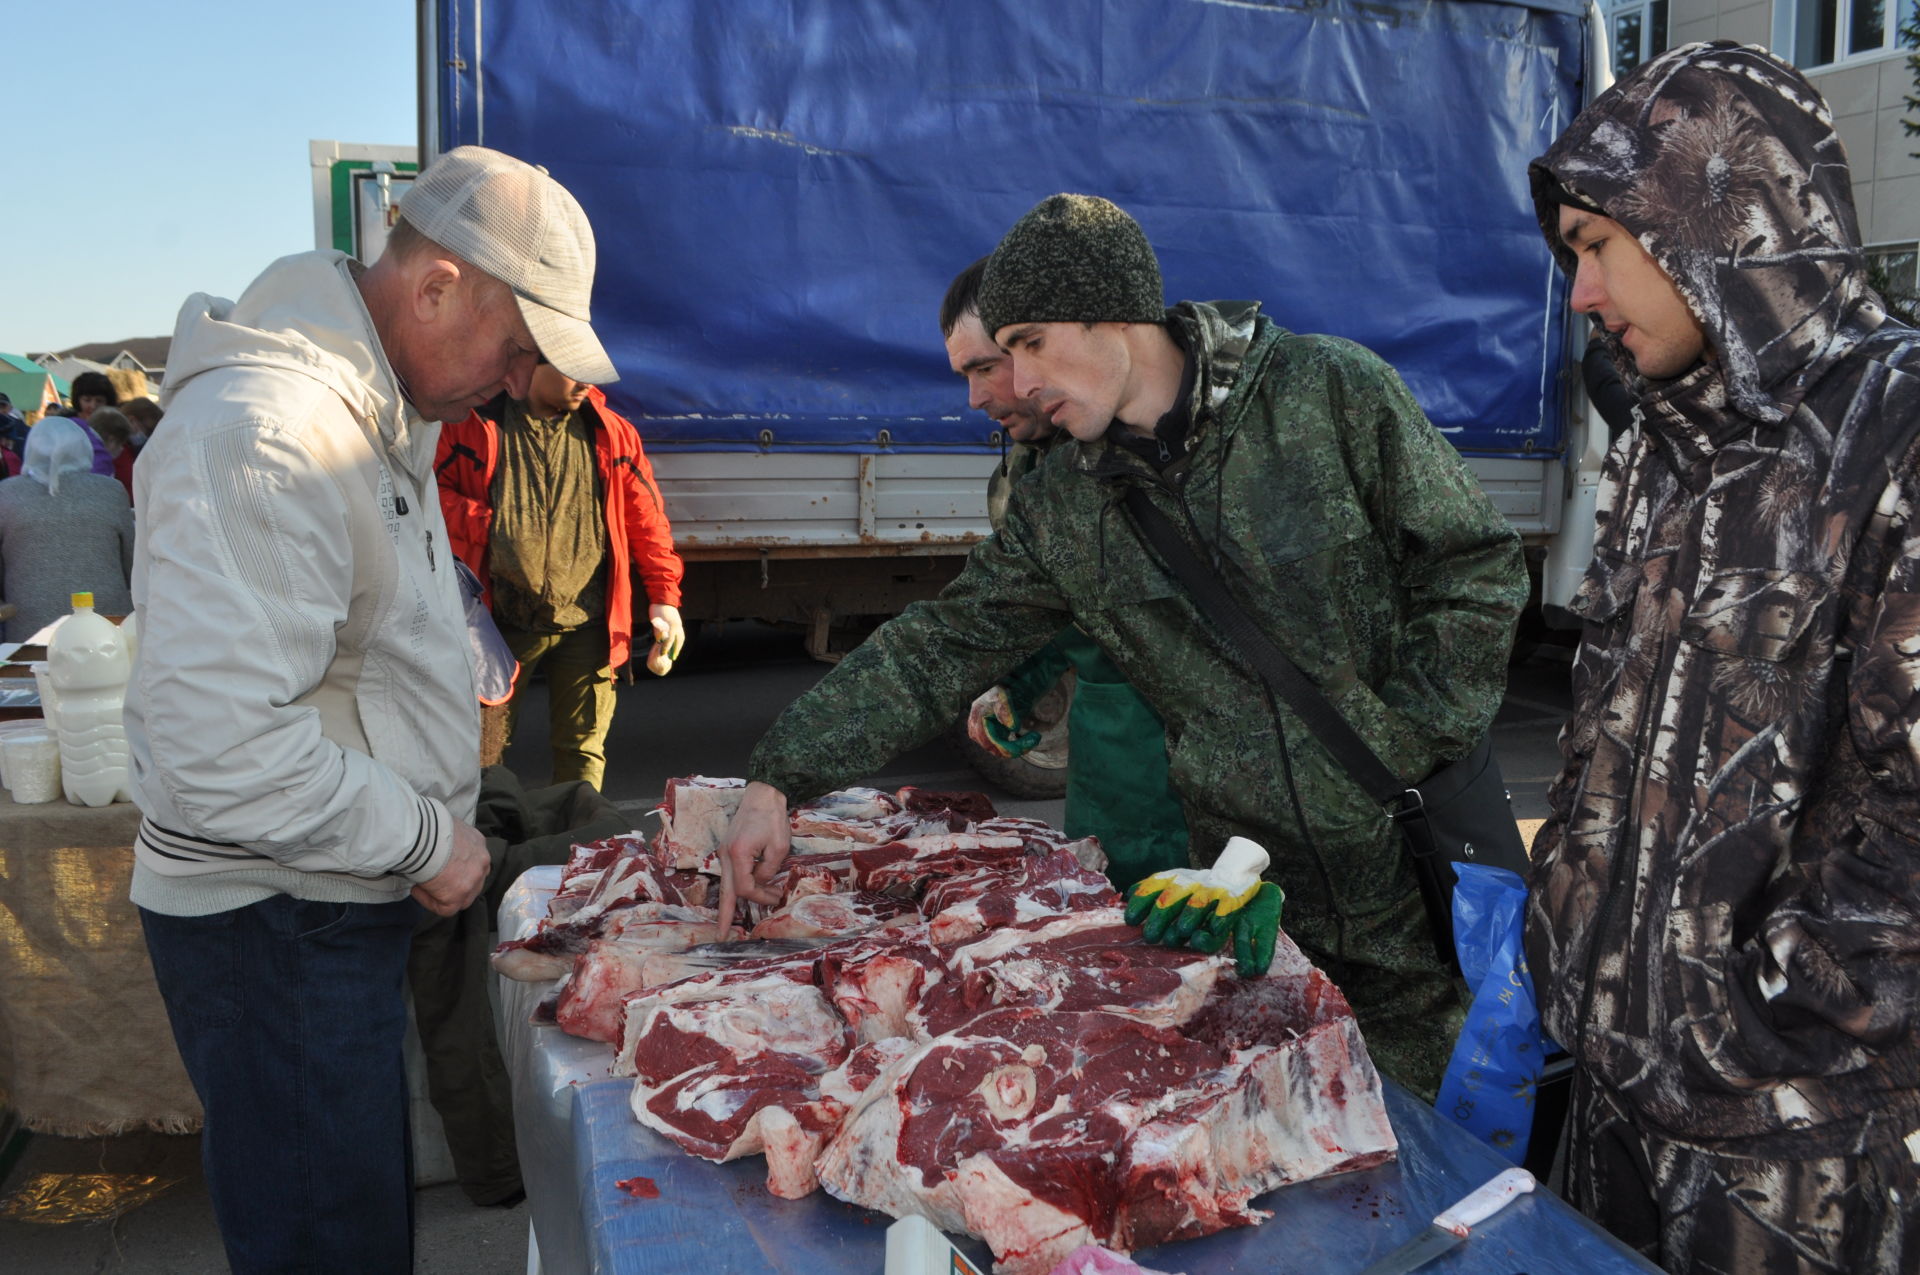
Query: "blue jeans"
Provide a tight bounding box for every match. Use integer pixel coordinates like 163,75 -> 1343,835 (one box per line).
141,895 -> 421,1274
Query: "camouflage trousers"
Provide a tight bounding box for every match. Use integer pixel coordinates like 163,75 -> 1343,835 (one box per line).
1566,1074 -> 1920,1274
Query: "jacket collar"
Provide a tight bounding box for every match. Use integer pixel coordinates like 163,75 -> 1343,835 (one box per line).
162,251 -> 420,472
1072,299 -> 1270,483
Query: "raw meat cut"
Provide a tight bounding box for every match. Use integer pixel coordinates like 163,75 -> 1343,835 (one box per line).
789,787 -> 904,848
494,776 -> 1397,1272
601,901 -> 727,947
749,890 -> 918,940
620,974 -> 850,1087
655,775 -> 746,871
895,786 -> 998,829
492,852 -> 698,981
631,1057 -> 840,1184
778,853 -> 858,902
547,833 -> 651,919
971,817 -> 1109,875
910,909 -> 1227,1039
922,849 -> 1120,944
851,833 -> 1028,895
622,973 -> 856,1196
820,931 -> 947,1044
816,987 -> 1395,1275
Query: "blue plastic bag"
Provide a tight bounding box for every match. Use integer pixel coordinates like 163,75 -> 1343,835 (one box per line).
1435,863 -> 1549,1162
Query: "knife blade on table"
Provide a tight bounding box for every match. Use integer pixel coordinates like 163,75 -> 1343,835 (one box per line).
672,937 -> 831,969
1358,1166 -> 1536,1275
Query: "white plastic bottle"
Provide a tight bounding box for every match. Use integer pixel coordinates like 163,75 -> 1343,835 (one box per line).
46,592 -> 133,807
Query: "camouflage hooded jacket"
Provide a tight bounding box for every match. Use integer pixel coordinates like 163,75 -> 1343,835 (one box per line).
1527,42 -> 1920,1152
750,301 -> 1525,972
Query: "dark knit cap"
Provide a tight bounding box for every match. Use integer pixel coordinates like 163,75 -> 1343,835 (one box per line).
976,194 -> 1165,339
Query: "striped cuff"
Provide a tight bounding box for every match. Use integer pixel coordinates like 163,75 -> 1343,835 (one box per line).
396,794 -> 454,884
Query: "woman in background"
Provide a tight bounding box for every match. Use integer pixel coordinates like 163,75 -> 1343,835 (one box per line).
90,406 -> 138,503
0,417 -> 134,641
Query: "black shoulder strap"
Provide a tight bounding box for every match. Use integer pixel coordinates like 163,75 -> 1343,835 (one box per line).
436,441 -> 484,478
1121,486 -> 1407,808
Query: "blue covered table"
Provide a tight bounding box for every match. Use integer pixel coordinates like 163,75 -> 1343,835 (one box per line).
501,868 -> 1658,1274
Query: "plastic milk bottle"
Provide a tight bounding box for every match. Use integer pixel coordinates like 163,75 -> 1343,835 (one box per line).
46,592 -> 133,806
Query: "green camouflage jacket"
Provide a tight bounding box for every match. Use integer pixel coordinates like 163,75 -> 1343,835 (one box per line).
986,436 -> 1051,534
750,302 -> 1524,1082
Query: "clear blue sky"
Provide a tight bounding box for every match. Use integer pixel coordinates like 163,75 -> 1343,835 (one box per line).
1,1 -> 415,357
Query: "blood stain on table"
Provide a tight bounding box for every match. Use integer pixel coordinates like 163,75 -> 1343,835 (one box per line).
615,1176 -> 661,1199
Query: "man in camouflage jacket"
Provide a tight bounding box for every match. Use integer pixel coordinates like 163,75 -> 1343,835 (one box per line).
721,194 -> 1525,1096
1528,42 -> 1920,1272
944,254 -> 1191,892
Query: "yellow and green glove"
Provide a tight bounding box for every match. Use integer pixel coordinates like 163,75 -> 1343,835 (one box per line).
969,685 -> 1042,758
1123,836 -> 1284,976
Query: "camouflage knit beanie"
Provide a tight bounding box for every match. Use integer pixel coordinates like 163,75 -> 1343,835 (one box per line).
976,194 -> 1165,339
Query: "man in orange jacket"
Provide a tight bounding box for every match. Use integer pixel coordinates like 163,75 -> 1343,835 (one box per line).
436,361 -> 685,788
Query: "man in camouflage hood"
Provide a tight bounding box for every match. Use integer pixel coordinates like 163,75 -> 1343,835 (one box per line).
1528,41 -> 1920,1272
718,193 -> 1526,1096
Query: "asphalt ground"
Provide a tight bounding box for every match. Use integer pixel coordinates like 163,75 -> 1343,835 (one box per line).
0,622 -> 1575,1274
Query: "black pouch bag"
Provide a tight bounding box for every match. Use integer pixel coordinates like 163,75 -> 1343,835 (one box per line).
1122,488 -> 1527,967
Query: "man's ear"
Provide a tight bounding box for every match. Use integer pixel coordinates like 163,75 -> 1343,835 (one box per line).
413,257 -> 465,322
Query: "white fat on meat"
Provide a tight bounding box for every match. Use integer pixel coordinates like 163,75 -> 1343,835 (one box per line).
750,891 -> 914,941
953,1155 -> 1100,1275
1111,1023 -> 1396,1251
917,909 -> 1226,1035
615,975 -> 849,1081
789,787 -> 905,846
756,1101 -> 843,1199
657,776 -> 745,870
549,909 -> 731,1043
601,902 -> 725,946
824,942 -> 945,1044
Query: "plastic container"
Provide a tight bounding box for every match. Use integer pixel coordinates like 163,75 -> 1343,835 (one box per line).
0,718 -> 53,791
29,661 -> 58,735
884,1216 -> 987,1275
3,729 -> 61,804
46,593 -> 133,807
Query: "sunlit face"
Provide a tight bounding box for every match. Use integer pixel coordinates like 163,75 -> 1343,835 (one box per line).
994,321 -> 1132,443
1559,206 -> 1707,381
394,269 -> 541,423
944,311 -> 1051,443
527,362 -> 593,419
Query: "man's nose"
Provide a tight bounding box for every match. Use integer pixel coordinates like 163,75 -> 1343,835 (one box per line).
1569,261 -> 1604,315
1010,359 -> 1041,401
968,379 -> 992,413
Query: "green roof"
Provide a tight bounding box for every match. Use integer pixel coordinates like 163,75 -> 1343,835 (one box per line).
0,352 -> 44,376
0,368 -> 63,412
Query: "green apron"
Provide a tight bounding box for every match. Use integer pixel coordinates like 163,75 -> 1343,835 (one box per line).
1005,626 -> 1190,892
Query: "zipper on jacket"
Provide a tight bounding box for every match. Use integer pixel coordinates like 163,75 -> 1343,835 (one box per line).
1570,635 -> 1667,1067
391,484 -> 435,571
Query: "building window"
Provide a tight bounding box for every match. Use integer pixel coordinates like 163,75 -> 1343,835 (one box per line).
1609,0 -> 1669,74
1868,242 -> 1920,318
1788,0 -> 1918,69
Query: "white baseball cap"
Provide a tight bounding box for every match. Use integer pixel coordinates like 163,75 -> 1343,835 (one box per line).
398,146 -> 617,385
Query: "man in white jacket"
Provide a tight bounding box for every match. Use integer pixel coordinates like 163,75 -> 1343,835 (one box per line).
127,146 -> 616,1271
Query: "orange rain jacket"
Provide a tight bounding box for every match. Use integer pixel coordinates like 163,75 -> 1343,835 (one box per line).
434,386 -> 684,670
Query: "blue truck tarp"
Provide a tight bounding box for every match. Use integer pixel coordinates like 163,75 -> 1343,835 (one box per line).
435,0 -> 1587,455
